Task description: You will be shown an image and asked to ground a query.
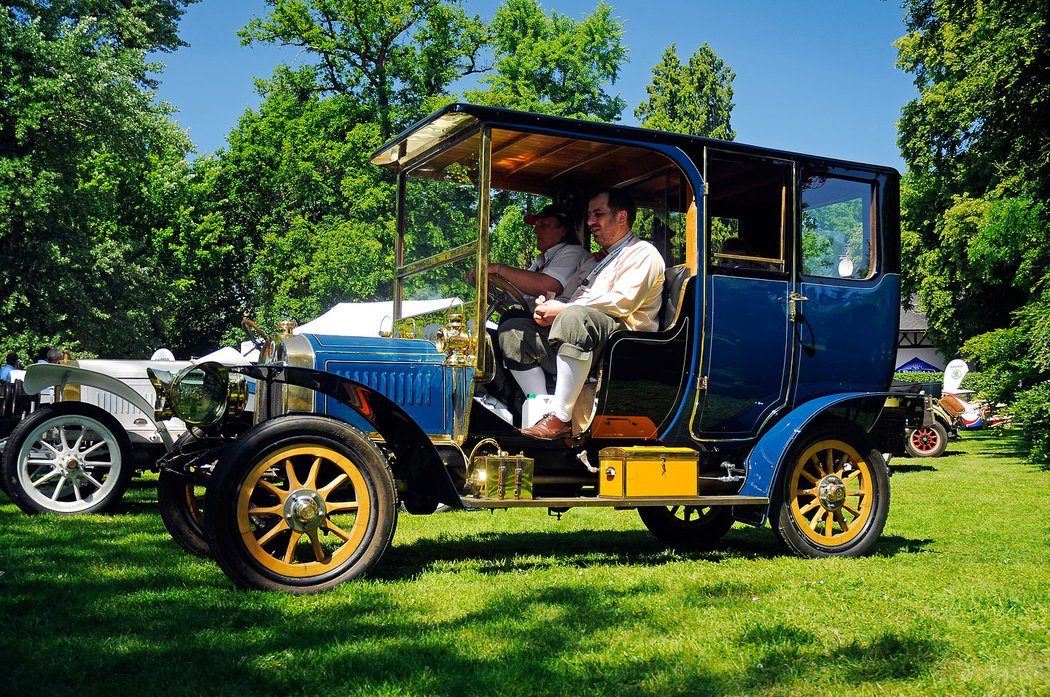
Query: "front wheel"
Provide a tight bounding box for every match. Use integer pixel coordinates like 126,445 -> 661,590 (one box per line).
771,419 -> 889,558
204,415 -> 398,594
904,422 -> 948,458
637,505 -> 734,547
1,402 -> 133,515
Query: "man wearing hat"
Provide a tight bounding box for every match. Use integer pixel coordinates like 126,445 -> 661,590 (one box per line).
484,203 -> 589,310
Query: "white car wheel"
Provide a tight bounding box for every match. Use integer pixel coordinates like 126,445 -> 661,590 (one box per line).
1,403 -> 134,515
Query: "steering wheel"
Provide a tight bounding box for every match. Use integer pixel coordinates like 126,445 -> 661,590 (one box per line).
241,318 -> 272,356
487,274 -> 531,320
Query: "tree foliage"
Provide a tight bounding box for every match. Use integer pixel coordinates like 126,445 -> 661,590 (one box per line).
467,0 -> 627,121
0,1 -> 196,359
218,0 -> 632,332
635,42 -> 735,139
240,0 -> 487,139
210,0 -> 497,332
897,0 -> 1050,461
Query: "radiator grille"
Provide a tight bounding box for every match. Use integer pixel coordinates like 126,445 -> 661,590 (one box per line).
338,368 -> 436,408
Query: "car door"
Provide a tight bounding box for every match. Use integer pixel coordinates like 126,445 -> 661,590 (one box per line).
694,152 -> 797,439
791,168 -> 899,402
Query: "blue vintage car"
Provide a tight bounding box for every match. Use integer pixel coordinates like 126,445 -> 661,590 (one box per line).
151,104 -> 901,593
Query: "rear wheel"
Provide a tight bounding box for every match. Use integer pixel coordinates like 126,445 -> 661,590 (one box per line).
204,415 -> 397,594
1,402 -> 133,515
772,419 -> 889,557
637,505 -> 734,547
904,421 -> 947,458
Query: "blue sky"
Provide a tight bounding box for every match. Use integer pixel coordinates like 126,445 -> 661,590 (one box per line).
153,0 -> 915,170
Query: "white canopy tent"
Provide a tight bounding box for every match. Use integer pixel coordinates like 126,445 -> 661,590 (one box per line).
293,298 -> 462,336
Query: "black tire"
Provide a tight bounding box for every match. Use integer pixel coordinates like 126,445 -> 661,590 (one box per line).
204,415 -> 398,594
1,402 -> 134,515
157,468 -> 211,557
904,421 -> 948,458
156,431 -> 215,557
771,419 -> 890,558
637,505 -> 735,547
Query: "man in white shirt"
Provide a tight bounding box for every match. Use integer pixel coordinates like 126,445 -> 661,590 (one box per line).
483,204 -> 589,311
500,188 -> 665,439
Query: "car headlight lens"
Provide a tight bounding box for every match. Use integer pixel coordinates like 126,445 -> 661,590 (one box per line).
150,362 -> 248,427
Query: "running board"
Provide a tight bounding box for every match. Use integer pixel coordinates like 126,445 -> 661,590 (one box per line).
458,495 -> 769,509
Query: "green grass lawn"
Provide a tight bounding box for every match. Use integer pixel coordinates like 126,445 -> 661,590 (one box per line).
1,430 -> 1047,696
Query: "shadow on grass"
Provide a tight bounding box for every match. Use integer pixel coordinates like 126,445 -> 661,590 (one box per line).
0,496 -> 952,697
0,509 -> 756,697
737,622 -> 947,688
379,522 -> 932,580
891,463 -> 938,473
963,430 -> 1029,459
378,527 -> 770,580
873,535 -> 935,556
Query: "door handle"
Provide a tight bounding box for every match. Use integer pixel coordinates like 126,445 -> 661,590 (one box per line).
789,292 -> 808,322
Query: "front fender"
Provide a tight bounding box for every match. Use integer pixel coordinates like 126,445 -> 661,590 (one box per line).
231,365 -> 462,508
740,392 -> 888,501
22,364 -> 176,449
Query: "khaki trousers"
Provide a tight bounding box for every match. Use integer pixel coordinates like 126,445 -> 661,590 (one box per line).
498,305 -> 621,373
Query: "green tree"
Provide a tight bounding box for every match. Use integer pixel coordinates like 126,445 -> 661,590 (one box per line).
896,0 -> 1050,461
635,42 -> 735,139
239,0 -> 487,139
196,76 -> 401,335
0,1 -> 197,358
467,0 -> 627,121
200,0 -> 499,335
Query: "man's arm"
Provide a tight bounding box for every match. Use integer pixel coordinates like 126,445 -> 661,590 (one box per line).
490,263 -> 564,297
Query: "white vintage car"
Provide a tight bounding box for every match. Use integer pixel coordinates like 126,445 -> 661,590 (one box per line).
0,358 -> 192,515
0,304 -> 452,520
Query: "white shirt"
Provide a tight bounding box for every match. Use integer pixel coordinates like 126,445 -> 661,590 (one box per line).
569,236 -> 665,332
525,242 -> 589,308
528,242 -> 589,289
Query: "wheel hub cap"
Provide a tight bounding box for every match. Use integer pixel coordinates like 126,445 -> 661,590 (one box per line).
285,489 -> 327,532
817,475 -> 847,510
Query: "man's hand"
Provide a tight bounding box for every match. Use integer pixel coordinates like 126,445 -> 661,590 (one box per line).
533,296 -> 567,327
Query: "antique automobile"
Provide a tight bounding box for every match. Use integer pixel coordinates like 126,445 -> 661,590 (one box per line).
0,358 -> 191,515
875,381 -> 958,458
151,104 -> 901,593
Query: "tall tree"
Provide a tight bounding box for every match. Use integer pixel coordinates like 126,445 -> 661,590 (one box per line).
635,42 -> 736,139
897,0 -> 1050,349
468,0 -> 627,121
896,0 -> 1050,460
239,0 -> 487,139
0,1 -> 197,358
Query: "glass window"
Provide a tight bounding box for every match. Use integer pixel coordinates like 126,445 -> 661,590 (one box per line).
801,175 -> 876,280
706,152 -> 791,273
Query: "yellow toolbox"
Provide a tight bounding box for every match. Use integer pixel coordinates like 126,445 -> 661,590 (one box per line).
598,446 -> 699,498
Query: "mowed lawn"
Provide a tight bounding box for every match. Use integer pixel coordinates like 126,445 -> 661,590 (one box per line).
1,430 -> 1047,696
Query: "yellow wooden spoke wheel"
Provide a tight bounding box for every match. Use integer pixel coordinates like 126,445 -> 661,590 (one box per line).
637,504 -> 734,547
773,419 -> 889,557
205,415 -> 397,593
237,444 -> 370,577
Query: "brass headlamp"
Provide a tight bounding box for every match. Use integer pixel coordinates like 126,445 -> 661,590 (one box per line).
148,361 -> 248,427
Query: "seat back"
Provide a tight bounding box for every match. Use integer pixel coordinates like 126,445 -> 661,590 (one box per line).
660,264 -> 692,331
